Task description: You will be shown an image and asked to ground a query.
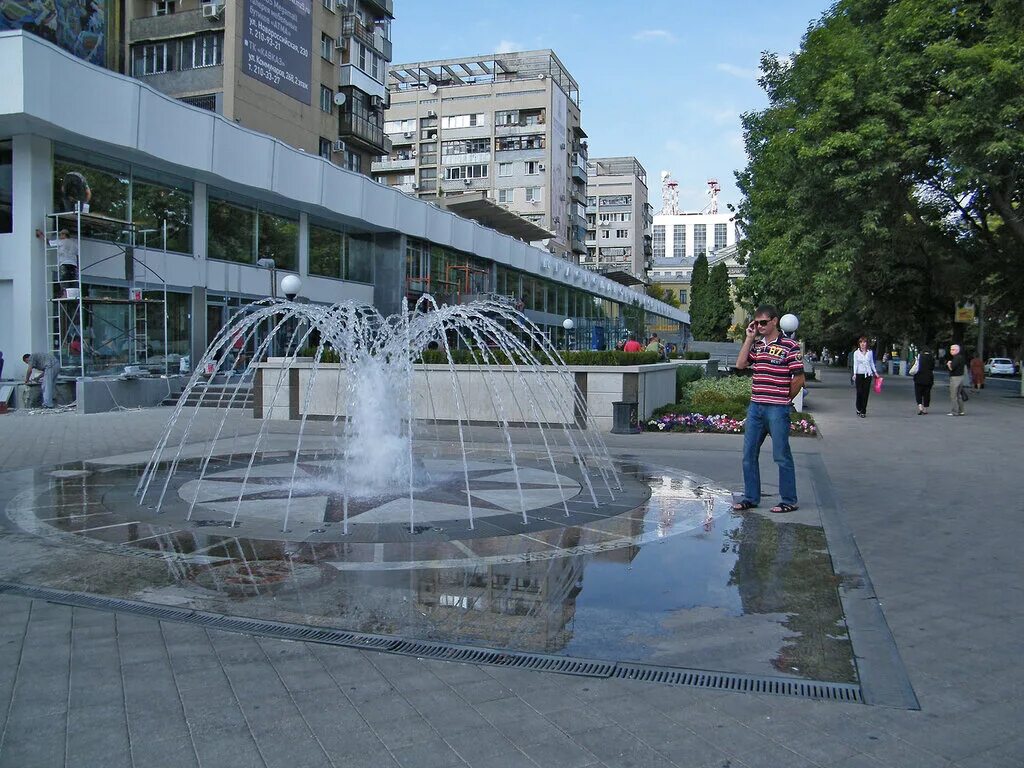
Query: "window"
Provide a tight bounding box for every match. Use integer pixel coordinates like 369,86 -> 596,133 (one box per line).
714,222 -> 728,250
309,221 -> 374,283
133,43 -> 171,76
344,150 -> 362,173
187,32 -> 222,68
586,196 -> 597,206
525,186 -> 542,202
497,188 -> 513,204
441,113 -> 486,129
525,161 -> 542,175
154,1 -> 175,15
678,290 -> 687,304
498,162 -> 513,177
496,134 -> 545,152
207,192 -> 297,270
420,116 -> 438,128
441,138 -> 490,156
598,194 -> 632,206
444,164 -> 488,180
653,224 -> 666,258
673,225 -> 686,258
385,119 -> 416,134
320,85 -> 333,113
694,224 -> 707,255
322,0 -> 334,10
319,137 -> 332,160
419,167 -> 437,183
131,169 -> 193,254
600,230 -> 610,239
616,229 -> 629,238
0,141 -> 11,234
355,42 -> 383,82
321,33 -> 334,61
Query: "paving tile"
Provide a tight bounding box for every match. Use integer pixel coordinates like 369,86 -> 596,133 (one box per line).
519,733 -> 597,768
390,735 -> 465,768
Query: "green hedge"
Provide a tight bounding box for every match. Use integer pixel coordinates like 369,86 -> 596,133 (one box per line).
655,375 -> 753,419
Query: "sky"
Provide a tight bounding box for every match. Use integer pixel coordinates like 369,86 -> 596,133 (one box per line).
390,0 -> 833,213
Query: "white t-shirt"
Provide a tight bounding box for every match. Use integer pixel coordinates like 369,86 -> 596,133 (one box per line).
57,238 -> 78,267
852,349 -> 877,376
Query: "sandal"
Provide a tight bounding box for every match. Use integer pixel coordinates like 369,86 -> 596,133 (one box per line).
732,501 -> 758,511
771,503 -> 799,514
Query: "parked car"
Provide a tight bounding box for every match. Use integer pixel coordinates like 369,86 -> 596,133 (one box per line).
984,357 -> 1016,376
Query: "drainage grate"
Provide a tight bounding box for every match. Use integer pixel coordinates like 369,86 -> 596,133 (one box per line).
0,583 -> 862,703
614,663 -> 863,703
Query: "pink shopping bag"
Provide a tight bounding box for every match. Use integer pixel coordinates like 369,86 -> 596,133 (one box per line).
873,376 -> 884,394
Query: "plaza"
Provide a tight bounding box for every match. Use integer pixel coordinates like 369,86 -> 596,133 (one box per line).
0,370 -> 1021,767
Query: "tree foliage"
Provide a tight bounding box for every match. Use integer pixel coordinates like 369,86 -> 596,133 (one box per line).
688,252 -> 710,337
735,0 -> 1024,352
647,282 -> 681,308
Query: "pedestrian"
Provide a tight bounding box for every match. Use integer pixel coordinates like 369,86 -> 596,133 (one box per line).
969,354 -> 984,390
851,336 -> 878,418
909,348 -> 935,415
946,344 -> 966,416
731,305 -> 805,515
22,351 -> 60,408
644,333 -> 663,357
622,335 -> 643,353
56,229 -> 79,285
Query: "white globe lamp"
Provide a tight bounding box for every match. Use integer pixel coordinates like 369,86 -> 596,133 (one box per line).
280,274 -> 302,301
562,318 -> 574,330
780,313 -> 799,334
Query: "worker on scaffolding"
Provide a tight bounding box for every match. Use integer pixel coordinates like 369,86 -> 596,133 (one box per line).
22,351 -> 59,409
56,228 -> 79,285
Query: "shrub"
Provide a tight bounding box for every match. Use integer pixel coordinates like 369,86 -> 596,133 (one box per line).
684,351 -> 711,360
675,365 -> 703,400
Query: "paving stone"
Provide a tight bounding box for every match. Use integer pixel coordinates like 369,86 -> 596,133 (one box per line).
519,733 -> 598,768
390,735 -> 465,768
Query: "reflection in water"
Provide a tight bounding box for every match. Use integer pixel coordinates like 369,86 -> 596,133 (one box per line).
4,462 -> 857,682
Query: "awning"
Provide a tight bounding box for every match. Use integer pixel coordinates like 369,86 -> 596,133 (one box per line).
429,193 -> 554,242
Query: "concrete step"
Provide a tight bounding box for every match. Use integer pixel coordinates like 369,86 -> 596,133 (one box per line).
161,384 -> 253,408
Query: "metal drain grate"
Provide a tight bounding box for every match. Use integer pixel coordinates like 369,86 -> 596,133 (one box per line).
0,583 -> 862,703
614,663 -> 863,703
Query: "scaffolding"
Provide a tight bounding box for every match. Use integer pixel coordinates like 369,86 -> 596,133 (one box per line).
43,207 -> 170,379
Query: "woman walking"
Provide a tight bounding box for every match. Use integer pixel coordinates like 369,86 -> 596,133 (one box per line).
910,349 -> 935,414
969,354 -> 985,390
852,336 -> 878,418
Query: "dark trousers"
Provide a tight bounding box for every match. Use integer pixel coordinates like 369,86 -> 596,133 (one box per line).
854,374 -> 873,414
914,383 -> 932,408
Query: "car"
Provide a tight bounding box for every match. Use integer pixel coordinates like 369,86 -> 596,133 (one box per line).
984,357 -> 1016,376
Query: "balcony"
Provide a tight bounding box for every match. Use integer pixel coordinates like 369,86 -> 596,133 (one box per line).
370,155 -> 415,172
440,152 -> 490,166
340,64 -> 386,100
571,164 -> 587,184
339,113 -> 391,154
129,7 -> 222,41
362,0 -> 394,17
341,13 -> 392,60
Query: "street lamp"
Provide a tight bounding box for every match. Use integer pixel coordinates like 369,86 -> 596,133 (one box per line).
256,257 -> 277,299
281,275 -> 302,301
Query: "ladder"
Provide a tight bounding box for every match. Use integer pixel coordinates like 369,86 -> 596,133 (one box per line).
43,210 -> 86,377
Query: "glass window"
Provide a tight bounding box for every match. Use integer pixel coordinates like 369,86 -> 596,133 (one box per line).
319,137 -> 332,159
0,141 -> 11,234
694,224 -> 707,255
652,225 -> 665,258
498,162 -> 513,177
53,153 -> 130,234
144,290 -> 190,358
525,186 -> 541,202
714,222 -> 728,250
497,188 -> 513,204
673,224 -> 686,257
321,33 -> 334,61
347,233 -> 374,283
180,32 -> 222,69
320,85 -> 333,113
131,169 -> 193,254
258,209 -> 298,271
133,42 -> 172,76
207,194 -> 255,264
309,221 -> 343,279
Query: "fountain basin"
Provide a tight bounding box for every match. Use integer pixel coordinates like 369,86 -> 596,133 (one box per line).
255,361 -> 679,430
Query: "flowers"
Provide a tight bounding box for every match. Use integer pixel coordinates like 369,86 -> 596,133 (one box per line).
646,413 -> 819,436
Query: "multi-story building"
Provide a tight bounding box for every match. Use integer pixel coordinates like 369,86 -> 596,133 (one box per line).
122,0 -> 394,175
581,156 -> 651,283
375,50 -> 588,262
1,31 -> 687,387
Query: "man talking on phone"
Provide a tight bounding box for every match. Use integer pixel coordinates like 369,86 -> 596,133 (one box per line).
731,305 -> 805,514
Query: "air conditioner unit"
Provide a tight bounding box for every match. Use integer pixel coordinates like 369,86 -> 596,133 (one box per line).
335,39 -> 346,50
538,164 -> 545,171
370,95 -> 383,110
463,178 -> 472,185
427,109 -> 436,117
201,2 -> 223,18
411,183 -> 419,190
332,139 -> 346,153
403,131 -> 413,138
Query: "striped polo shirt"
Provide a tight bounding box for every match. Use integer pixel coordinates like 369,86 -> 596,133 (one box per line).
749,335 -> 803,405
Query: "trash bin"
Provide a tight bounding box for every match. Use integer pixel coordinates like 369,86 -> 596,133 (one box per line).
611,401 -> 640,434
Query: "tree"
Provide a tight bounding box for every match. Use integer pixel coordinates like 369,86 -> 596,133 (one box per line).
735,0 -> 1024,353
704,263 -> 734,341
647,283 -> 680,309
688,252 -> 710,337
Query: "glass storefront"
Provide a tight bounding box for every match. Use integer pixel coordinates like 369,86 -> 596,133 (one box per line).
207,191 -> 297,271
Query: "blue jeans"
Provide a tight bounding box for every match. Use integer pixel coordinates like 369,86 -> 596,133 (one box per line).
742,401 -> 797,506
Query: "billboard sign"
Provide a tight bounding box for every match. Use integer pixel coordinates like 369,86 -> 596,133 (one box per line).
1,0 -> 107,65
242,0 -> 312,105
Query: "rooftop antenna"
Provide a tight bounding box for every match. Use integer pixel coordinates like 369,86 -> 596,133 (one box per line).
660,171 -> 680,215
705,178 -> 721,215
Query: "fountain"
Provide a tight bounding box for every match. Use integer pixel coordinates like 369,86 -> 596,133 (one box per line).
137,293 -> 627,538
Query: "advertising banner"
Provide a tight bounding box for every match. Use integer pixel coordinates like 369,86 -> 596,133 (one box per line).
1,0 -> 107,64
242,0 -> 312,105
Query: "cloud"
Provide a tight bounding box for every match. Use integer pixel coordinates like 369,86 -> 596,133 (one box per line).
632,29 -> 677,43
716,63 -> 757,80
495,40 -> 522,54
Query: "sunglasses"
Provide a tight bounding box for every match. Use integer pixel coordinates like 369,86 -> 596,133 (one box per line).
754,319 -> 773,326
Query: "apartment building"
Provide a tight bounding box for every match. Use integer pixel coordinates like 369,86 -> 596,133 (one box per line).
582,156 -> 652,283
122,0 -> 394,174
375,50 -> 589,262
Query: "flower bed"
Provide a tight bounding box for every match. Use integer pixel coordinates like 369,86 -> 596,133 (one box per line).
646,411 -> 818,436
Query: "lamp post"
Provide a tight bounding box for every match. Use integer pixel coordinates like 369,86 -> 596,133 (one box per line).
562,318 -> 574,351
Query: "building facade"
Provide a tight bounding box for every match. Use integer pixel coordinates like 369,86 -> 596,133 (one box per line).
374,50 -> 589,262
649,244 -> 747,328
122,0 -> 394,175
582,156 -> 651,283
0,32 -> 686,379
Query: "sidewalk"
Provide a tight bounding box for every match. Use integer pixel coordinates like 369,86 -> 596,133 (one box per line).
0,372 -> 1021,767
